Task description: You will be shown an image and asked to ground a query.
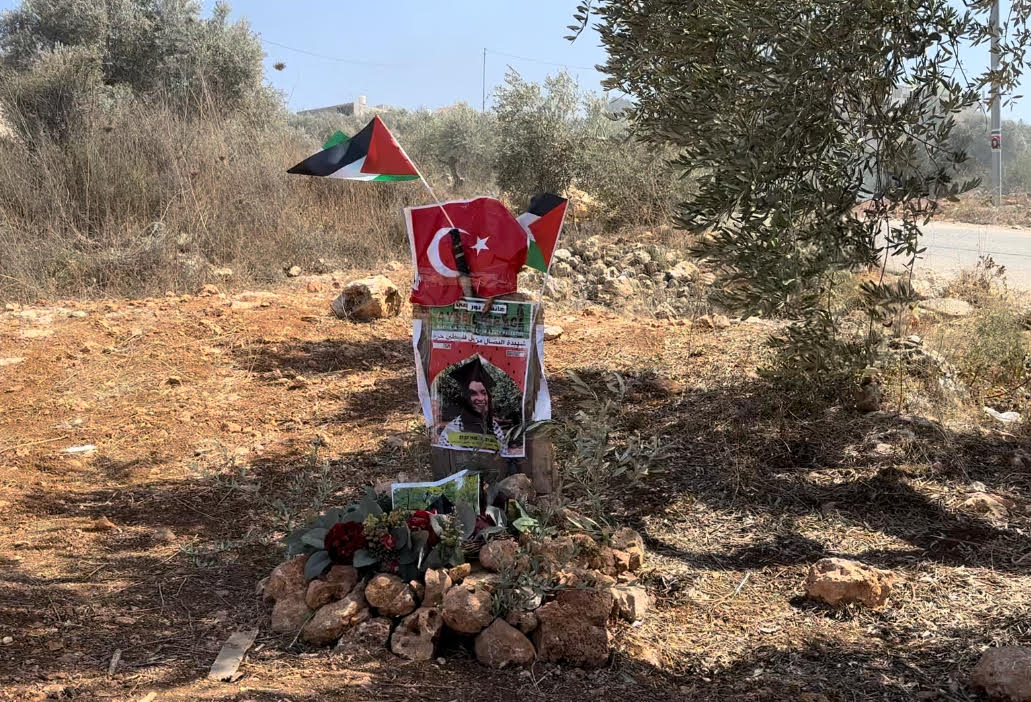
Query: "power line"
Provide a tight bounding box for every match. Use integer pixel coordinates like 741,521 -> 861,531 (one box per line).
259,37 -> 400,68
485,48 -> 598,72
926,241 -> 1031,260
258,39 -> 599,74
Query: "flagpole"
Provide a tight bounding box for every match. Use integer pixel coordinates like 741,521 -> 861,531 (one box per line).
396,137 -> 458,231
401,148 -> 475,297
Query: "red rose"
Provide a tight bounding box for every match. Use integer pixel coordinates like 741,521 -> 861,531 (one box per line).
384,560 -> 399,574
380,533 -> 397,550
324,521 -> 366,564
407,510 -> 439,546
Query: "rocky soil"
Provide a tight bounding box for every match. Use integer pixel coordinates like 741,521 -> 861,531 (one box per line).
1,264 -> 1029,701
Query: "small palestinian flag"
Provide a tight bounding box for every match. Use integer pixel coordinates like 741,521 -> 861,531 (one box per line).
517,193 -> 568,273
288,115 -> 419,181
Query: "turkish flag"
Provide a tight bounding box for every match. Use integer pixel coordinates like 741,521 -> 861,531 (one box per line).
405,197 -> 528,306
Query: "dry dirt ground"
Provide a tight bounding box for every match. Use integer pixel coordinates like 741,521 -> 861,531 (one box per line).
1,270 -> 1029,702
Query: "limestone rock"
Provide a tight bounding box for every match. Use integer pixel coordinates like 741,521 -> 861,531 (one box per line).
364,574 -> 416,617
602,276 -> 635,298
543,324 -> 564,341
286,265 -> 302,277
532,535 -> 576,570
711,314 -> 731,330
971,646 -> 1031,702
300,588 -> 370,646
330,275 -> 400,321
668,261 -> 698,282
305,565 -> 358,609
325,564 -> 359,591
569,533 -> 602,568
423,568 -> 452,607
960,492 -> 1016,519
854,381 -> 882,413
804,558 -> 894,608
442,584 -> 494,634
305,579 -> 339,610
391,607 -> 444,661
611,549 -> 637,574
534,601 -> 610,668
610,528 -> 645,570
555,584 -> 614,625
270,591 -> 312,634
985,406 -> 1022,424
632,250 -> 652,266
448,563 -> 472,583
505,609 -> 539,634
551,261 -> 574,278
337,617 -> 393,653
480,539 -> 520,573
475,619 -> 536,668
462,569 -> 501,593
919,297 -> 973,318
612,585 -> 651,621
264,555 -> 308,602
496,473 -> 536,502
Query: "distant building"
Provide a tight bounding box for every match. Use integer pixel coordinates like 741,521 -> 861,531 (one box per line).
298,95 -> 371,118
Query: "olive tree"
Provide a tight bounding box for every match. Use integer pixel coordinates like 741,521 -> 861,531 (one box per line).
493,69 -> 588,204
573,0 -> 1030,384
0,0 -> 272,137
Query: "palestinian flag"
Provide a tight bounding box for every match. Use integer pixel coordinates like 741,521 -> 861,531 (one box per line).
517,193 -> 568,273
287,115 -> 419,181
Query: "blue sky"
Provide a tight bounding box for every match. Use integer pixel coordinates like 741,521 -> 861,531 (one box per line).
0,0 -> 1026,120
225,0 -> 610,113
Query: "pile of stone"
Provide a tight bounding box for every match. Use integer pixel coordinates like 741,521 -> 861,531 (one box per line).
523,235 -> 711,317
882,335 -> 967,402
261,527 -> 649,669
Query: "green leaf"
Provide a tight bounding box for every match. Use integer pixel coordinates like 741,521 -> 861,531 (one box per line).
352,549 -> 379,568
391,526 -> 410,550
360,488 -> 383,517
478,525 -> 508,540
424,545 -> 444,570
430,513 -> 447,537
315,508 -> 346,528
301,527 -> 329,550
304,550 -> 332,581
446,545 -> 465,567
456,501 -> 477,541
398,547 -> 419,565
284,527 -> 308,556
485,505 -> 506,528
409,529 -> 429,554
513,516 -> 538,533
398,562 -> 421,582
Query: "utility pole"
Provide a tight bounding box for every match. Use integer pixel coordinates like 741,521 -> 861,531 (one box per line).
482,48 -> 487,112
990,0 -> 1002,206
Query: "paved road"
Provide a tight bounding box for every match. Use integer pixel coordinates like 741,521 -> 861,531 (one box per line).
886,220 -> 1031,289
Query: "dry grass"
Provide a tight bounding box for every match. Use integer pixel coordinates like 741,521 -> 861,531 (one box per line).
937,191 -> 1031,228
0,101 -> 427,302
